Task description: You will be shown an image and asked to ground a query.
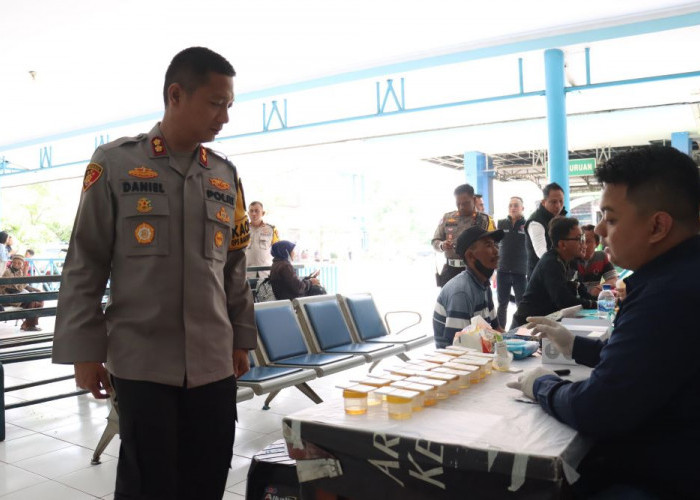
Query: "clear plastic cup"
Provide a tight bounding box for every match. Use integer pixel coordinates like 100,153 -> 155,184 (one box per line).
341,384 -> 374,415
386,389 -> 419,420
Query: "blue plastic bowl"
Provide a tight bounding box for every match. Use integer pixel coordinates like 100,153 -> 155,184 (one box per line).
505,339 -> 539,360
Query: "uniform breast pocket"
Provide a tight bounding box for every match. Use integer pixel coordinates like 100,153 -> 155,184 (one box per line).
258,234 -> 272,249
120,195 -> 170,256
204,202 -> 234,261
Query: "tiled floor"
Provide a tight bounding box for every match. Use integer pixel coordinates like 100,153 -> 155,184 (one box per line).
0,317 -> 440,499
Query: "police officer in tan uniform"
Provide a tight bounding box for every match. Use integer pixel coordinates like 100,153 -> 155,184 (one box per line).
52,47 -> 256,500
246,201 -> 279,278
432,183 -> 495,287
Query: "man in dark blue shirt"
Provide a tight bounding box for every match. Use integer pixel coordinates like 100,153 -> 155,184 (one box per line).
507,146 -> 700,498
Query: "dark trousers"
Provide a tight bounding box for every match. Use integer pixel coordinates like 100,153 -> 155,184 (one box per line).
112,375 -> 237,500
496,272 -> 526,329
436,264 -> 463,287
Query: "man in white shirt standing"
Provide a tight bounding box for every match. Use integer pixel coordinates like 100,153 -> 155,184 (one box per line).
246,201 -> 279,278
524,182 -> 565,279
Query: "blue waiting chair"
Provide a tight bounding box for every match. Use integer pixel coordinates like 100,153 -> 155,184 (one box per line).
254,301 -> 364,377
338,293 -> 429,370
293,295 -> 405,368
238,353 -> 319,410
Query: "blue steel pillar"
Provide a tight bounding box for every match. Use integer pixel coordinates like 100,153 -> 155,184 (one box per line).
671,132 -> 692,156
463,151 -> 493,213
544,49 -> 570,209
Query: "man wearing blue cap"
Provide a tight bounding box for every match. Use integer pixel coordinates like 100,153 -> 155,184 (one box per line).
432,226 -> 504,348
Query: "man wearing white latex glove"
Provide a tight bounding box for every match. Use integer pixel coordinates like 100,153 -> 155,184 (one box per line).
525,316 -> 575,357
501,146 -> 700,499
506,366 -> 556,399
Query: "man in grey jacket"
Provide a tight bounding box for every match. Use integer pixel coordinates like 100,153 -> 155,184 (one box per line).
53,47 -> 256,500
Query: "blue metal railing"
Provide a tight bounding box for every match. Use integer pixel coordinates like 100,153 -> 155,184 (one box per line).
23,258 -> 341,294
294,264 -> 339,294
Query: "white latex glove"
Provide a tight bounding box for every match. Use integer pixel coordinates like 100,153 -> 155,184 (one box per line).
526,316 -> 575,358
506,366 -> 556,399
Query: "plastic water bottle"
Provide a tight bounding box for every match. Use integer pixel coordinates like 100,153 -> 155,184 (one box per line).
597,284 -> 616,322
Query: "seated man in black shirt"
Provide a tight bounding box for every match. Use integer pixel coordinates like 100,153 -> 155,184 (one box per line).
511,217 -> 596,328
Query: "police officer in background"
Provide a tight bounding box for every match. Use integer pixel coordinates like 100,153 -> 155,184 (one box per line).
52,47 -> 256,500
246,200 -> 279,278
432,184 -> 495,287
496,196 -> 527,329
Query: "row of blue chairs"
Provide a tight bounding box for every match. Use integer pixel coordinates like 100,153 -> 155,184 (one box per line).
91,293 -> 429,463
242,293 -> 431,410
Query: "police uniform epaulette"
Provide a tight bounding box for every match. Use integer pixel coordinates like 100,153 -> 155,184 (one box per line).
207,148 -> 236,169
98,134 -> 148,152
444,210 -> 459,219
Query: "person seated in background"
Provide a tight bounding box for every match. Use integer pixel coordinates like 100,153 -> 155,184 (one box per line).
573,224 -> 618,297
506,145 -> 700,498
0,255 -> 44,331
6,235 -> 16,257
511,217 -> 596,328
269,240 -> 325,300
0,232 -> 9,269
23,249 -> 35,276
433,226 -> 504,348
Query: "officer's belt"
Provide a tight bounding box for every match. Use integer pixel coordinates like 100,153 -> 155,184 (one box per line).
447,259 -> 466,268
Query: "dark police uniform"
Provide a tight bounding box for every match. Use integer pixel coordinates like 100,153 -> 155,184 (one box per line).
53,123 -> 257,499
432,210 -> 495,287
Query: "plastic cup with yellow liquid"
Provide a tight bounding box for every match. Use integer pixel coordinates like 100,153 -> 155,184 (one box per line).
340,384 -> 375,415
431,366 -> 472,389
385,389 -> 420,420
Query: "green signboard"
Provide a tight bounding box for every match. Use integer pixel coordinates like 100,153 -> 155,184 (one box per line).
545,158 -> 597,177
568,158 -> 596,177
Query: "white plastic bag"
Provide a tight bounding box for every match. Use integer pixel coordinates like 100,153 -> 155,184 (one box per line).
452,315 -> 497,352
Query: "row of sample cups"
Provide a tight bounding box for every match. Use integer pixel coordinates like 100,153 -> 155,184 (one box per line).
340,345 -> 495,419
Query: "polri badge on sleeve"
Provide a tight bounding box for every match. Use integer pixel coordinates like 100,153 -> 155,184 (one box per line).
83,163 -> 103,192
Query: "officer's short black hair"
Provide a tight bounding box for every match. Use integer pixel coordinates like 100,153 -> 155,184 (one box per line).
163,47 -> 236,107
453,184 -> 475,197
549,216 -> 579,247
0,232 -> 7,245
581,224 -> 600,245
542,182 -> 564,199
595,146 -> 700,228
249,201 -> 263,210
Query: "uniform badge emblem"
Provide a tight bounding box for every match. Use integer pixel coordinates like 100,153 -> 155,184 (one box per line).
214,230 -> 224,248
209,178 -> 230,191
151,137 -> 167,156
136,198 -> 153,213
134,222 -> 155,245
199,146 -> 208,167
129,166 -> 159,179
82,162 -> 103,192
216,207 -> 230,223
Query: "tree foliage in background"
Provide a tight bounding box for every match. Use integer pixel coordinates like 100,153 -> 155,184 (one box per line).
0,184 -> 73,253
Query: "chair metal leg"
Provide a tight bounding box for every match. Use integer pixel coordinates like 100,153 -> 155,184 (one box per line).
263,390 -> 280,410
91,403 -> 120,465
398,352 -> 410,362
368,360 -> 380,372
295,382 -> 323,404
